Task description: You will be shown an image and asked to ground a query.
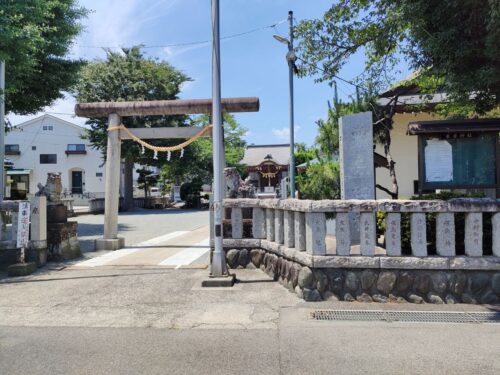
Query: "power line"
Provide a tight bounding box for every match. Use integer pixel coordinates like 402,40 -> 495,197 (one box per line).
76,19 -> 286,50
296,56 -> 369,93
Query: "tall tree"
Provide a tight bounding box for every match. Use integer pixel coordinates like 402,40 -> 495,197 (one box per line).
0,0 -> 87,114
295,0 -> 500,113
72,47 -> 191,209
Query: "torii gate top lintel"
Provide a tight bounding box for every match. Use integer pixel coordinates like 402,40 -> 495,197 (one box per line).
74,97 -> 259,118
83,96 -> 260,249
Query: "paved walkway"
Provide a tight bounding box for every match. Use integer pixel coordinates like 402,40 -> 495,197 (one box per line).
75,208 -> 209,252
73,225 -> 210,269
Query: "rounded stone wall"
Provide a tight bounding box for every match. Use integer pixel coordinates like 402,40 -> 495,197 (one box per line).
224,248 -> 500,304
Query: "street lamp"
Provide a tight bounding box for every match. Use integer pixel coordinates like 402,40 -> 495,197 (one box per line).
273,10 -> 297,199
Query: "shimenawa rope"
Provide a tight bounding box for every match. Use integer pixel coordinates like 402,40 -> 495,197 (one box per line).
107,124 -> 213,155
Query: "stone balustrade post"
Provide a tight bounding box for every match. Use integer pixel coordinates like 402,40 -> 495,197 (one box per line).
252,207 -> 266,239
11,210 -> 18,243
436,212 -> 455,256
266,208 -> 275,242
294,212 -> 306,251
231,207 -> 243,239
30,196 -> 47,242
360,212 -> 376,256
284,210 -> 295,248
385,213 -> 401,256
0,210 -> 7,241
410,213 -> 427,257
335,212 -> 351,255
492,213 -> 500,257
274,209 -> 284,244
465,213 -> 482,256
305,212 -> 326,255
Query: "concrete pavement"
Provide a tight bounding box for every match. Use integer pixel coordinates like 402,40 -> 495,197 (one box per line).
1,209 -> 499,374
1,267 -> 499,374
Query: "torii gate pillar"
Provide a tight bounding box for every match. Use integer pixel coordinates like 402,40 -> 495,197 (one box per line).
96,112 -> 124,250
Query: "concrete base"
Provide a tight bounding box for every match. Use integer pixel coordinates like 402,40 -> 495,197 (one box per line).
95,237 -> 125,251
7,262 -> 37,277
201,273 -> 236,287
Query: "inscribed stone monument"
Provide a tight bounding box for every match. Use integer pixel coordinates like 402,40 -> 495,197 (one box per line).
339,111 -> 375,243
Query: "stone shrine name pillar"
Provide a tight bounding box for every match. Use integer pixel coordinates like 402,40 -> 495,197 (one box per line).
339,111 -> 375,244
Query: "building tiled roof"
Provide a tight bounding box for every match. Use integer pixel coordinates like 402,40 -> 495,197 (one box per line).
240,144 -> 290,166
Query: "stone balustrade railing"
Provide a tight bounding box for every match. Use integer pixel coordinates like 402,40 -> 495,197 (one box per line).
222,198 -> 500,303
223,198 -> 500,267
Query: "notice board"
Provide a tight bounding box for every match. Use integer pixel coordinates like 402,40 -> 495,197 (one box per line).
419,133 -> 497,189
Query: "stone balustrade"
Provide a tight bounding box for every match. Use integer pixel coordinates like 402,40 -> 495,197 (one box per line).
222,198 -> 500,304
224,198 -> 500,260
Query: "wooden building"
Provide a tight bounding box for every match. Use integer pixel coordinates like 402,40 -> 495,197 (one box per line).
240,144 -> 290,197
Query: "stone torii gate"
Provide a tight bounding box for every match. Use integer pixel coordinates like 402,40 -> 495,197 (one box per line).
75,97 -> 259,251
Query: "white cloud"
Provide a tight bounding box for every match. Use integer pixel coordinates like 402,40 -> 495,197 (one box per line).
73,0 -> 181,59
272,125 -> 300,141
163,43 -> 209,59
272,127 -> 289,140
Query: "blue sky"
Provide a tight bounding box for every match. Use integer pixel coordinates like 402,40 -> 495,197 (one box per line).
9,0 -> 407,146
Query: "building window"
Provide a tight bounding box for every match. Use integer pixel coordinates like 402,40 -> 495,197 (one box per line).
42,125 -> 53,131
67,144 -> 86,152
96,172 -> 103,177
5,144 -> 20,155
40,154 -> 57,164
32,146 -> 36,150
65,144 -> 87,155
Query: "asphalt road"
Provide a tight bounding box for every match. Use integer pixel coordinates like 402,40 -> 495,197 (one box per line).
1,267 -> 499,375
1,209 -> 499,374
75,208 -> 209,252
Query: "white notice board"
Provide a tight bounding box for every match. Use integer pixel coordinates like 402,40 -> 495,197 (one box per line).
16,202 -> 31,248
424,139 -> 453,182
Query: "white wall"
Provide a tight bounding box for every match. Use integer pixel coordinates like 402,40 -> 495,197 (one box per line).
5,115 -> 106,197
375,112 -> 441,199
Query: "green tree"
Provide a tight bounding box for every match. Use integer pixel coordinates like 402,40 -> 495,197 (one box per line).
72,46 -> 191,210
298,162 -> 341,200
136,167 -> 158,199
295,0 -> 500,113
160,113 -> 247,183
294,143 -> 316,166
0,0 -> 87,114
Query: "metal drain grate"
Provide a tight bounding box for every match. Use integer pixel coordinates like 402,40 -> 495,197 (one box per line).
310,310 -> 500,324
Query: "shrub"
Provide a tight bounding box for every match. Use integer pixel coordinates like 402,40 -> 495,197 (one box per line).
377,191 -> 491,255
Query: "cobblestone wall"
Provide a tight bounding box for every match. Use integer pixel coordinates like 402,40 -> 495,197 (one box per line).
225,247 -> 500,304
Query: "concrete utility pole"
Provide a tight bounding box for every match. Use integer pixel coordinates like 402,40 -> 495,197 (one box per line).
0,61 -> 5,202
287,11 -> 296,199
274,11 -> 297,198
209,0 -> 230,280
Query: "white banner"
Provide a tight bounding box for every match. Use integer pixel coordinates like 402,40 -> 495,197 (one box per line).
16,201 -> 31,248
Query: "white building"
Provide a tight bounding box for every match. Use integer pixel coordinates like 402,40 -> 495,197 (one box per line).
5,114 -> 106,200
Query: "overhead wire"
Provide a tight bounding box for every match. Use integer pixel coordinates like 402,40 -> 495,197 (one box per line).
76,19 -> 287,50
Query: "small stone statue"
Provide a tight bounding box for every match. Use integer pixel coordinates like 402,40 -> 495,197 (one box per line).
224,167 -> 255,199
35,173 -> 63,204
224,167 -> 240,198
239,175 -> 256,198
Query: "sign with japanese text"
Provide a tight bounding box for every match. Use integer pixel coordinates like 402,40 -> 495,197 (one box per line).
16,202 -> 31,248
